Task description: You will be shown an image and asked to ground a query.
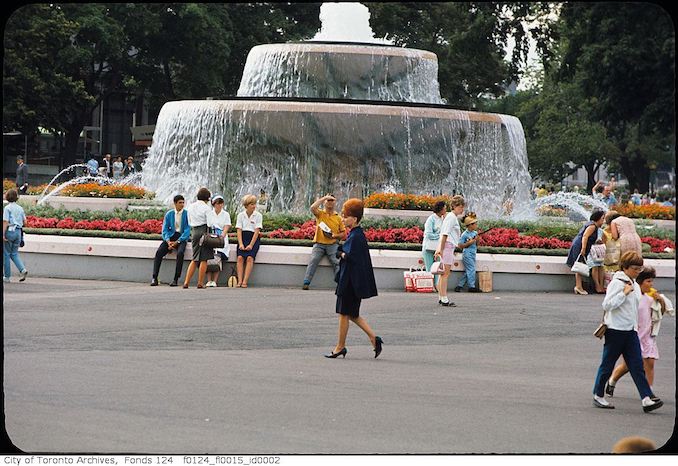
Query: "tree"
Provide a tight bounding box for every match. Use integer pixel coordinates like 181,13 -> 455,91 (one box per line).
556,2 -> 675,192
367,2 -> 558,108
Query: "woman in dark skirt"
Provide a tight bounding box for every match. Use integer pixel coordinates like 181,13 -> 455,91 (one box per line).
183,187 -> 213,288
325,198 -> 383,359
235,194 -> 263,288
566,209 -> 605,295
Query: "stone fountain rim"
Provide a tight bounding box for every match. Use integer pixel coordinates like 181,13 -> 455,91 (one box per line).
253,40 -> 437,59
165,97 -> 509,124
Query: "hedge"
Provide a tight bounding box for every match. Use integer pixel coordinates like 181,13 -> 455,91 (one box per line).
21,228 -> 675,259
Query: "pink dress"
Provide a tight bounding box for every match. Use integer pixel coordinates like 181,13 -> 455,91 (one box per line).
613,216 -> 642,257
637,294 -> 659,359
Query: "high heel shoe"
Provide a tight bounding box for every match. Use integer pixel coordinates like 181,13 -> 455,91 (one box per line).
324,347 -> 347,358
574,287 -> 588,295
374,336 -> 384,359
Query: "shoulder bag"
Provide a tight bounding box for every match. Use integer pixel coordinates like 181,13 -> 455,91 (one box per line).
571,254 -> 590,277
199,232 -> 225,249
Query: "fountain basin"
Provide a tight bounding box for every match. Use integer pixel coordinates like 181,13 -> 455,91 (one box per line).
238,42 -> 442,103
142,98 -> 531,216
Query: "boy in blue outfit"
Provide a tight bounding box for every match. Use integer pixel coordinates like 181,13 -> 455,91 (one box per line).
455,213 -> 481,292
151,194 -> 190,286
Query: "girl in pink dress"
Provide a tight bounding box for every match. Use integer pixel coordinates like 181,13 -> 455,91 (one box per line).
605,267 -> 668,397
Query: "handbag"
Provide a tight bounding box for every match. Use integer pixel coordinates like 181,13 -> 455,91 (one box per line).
571,255 -> 590,277
593,307 -> 607,339
227,266 -> 238,287
200,232 -> 225,249
206,255 -> 222,273
430,261 -> 444,275
590,243 -> 606,262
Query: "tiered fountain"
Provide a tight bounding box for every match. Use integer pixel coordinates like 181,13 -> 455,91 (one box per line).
141,2 -> 533,217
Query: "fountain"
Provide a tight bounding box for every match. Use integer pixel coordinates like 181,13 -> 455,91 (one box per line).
141,2 -> 533,217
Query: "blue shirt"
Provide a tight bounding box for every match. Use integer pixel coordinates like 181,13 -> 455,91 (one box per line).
3,202 -> 26,231
162,209 -> 190,243
87,158 -> 99,175
460,230 -> 478,257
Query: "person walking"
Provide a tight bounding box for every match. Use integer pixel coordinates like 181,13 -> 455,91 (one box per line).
605,210 -> 642,258
205,194 -> 231,287
151,194 -> 190,287
591,251 -> 663,412
15,157 -> 29,194
434,195 -> 465,307
604,267 -> 673,399
325,198 -> 382,359
235,194 -> 263,288
3,189 -> 28,283
182,187 -> 213,289
302,194 -> 346,290
422,200 -> 446,290
455,213 -> 480,292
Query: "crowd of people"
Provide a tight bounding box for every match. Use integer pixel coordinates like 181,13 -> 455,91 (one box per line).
86,153 -> 142,179
4,177 -> 673,423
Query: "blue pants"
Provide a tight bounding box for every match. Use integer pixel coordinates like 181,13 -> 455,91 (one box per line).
303,243 -> 340,285
3,229 -> 26,279
593,328 -> 652,399
422,249 -> 439,287
457,253 -> 476,288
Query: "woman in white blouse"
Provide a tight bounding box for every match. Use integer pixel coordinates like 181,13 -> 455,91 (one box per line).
235,194 -> 263,288
205,194 -> 232,287
182,187 -> 213,289
434,195 -> 465,307
422,200 -> 447,290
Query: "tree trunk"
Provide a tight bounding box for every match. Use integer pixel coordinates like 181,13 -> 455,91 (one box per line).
619,151 -> 650,193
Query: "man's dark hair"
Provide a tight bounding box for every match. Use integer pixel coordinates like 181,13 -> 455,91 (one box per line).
5,188 -> 18,202
433,200 -> 447,214
636,267 -> 656,284
197,187 -> 211,201
173,194 -> 185,204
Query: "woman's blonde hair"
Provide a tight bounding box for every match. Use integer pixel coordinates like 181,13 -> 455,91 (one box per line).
450,195 -> 465,208
619,251 -> 643,270
242,194 -> 257,207
605,210 -> 621,224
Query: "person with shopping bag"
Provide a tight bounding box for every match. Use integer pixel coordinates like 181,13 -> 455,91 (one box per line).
566,210 -> 605,295
433,195 -> 465,307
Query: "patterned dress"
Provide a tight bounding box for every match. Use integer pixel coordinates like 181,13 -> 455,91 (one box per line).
612,216 -> 642,257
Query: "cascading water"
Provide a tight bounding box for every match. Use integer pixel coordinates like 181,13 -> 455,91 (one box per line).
141,2 -> 534,217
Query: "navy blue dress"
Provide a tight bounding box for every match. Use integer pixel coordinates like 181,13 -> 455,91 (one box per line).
335,226 -> 378,317
566,221 -> 598,267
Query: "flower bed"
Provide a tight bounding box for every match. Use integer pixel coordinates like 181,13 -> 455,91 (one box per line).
59,183 -> 151,199
363,193 -> 451,210
612,204 -> 674,220
25,216 -> 163,234
3,179 -> 55,195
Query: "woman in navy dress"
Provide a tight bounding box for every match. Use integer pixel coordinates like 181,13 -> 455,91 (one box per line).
566,209 -> 605,295
325,198 -> 383,359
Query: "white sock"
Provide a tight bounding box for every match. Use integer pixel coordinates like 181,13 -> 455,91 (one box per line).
440,296 -> 449,303
608,378 -> 616,387
641,396 -> 656,406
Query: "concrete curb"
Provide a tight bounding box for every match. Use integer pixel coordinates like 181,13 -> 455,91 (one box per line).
18,234 -> 676,291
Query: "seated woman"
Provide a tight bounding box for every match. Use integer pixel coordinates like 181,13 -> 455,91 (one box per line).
205,194 -> 231,287
235,194 -> 262,288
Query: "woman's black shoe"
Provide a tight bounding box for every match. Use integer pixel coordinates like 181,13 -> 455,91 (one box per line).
324,348 -> 347,358
374,336 -> 384,359
439,300 -> 456,307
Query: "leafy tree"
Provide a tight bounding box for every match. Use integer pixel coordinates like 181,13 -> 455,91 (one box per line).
368,2 -> 558,108
556,2 -> 675,192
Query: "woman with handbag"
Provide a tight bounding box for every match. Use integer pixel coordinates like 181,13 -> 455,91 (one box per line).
325,198 -> 382,359
433,195 -> 465,307
591,252 -> 663,412
422,200 -> 446,291
604,267 -> 673,399
235,194 -> 263,288
566,210 -> 605,295
182,187 -> 213,289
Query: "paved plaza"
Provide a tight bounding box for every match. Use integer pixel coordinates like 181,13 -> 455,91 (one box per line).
3,278 -> 676,453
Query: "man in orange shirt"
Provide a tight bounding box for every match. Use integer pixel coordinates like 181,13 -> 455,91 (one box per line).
302,194 -> 346,290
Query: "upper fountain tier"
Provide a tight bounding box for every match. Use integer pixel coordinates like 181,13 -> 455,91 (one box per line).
236,42 -> 444,104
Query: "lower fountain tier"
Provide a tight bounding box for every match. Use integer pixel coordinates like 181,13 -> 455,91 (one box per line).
142,100 -> 532,216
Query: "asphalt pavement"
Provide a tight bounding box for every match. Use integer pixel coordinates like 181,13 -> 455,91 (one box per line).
3,278 -> 676,454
